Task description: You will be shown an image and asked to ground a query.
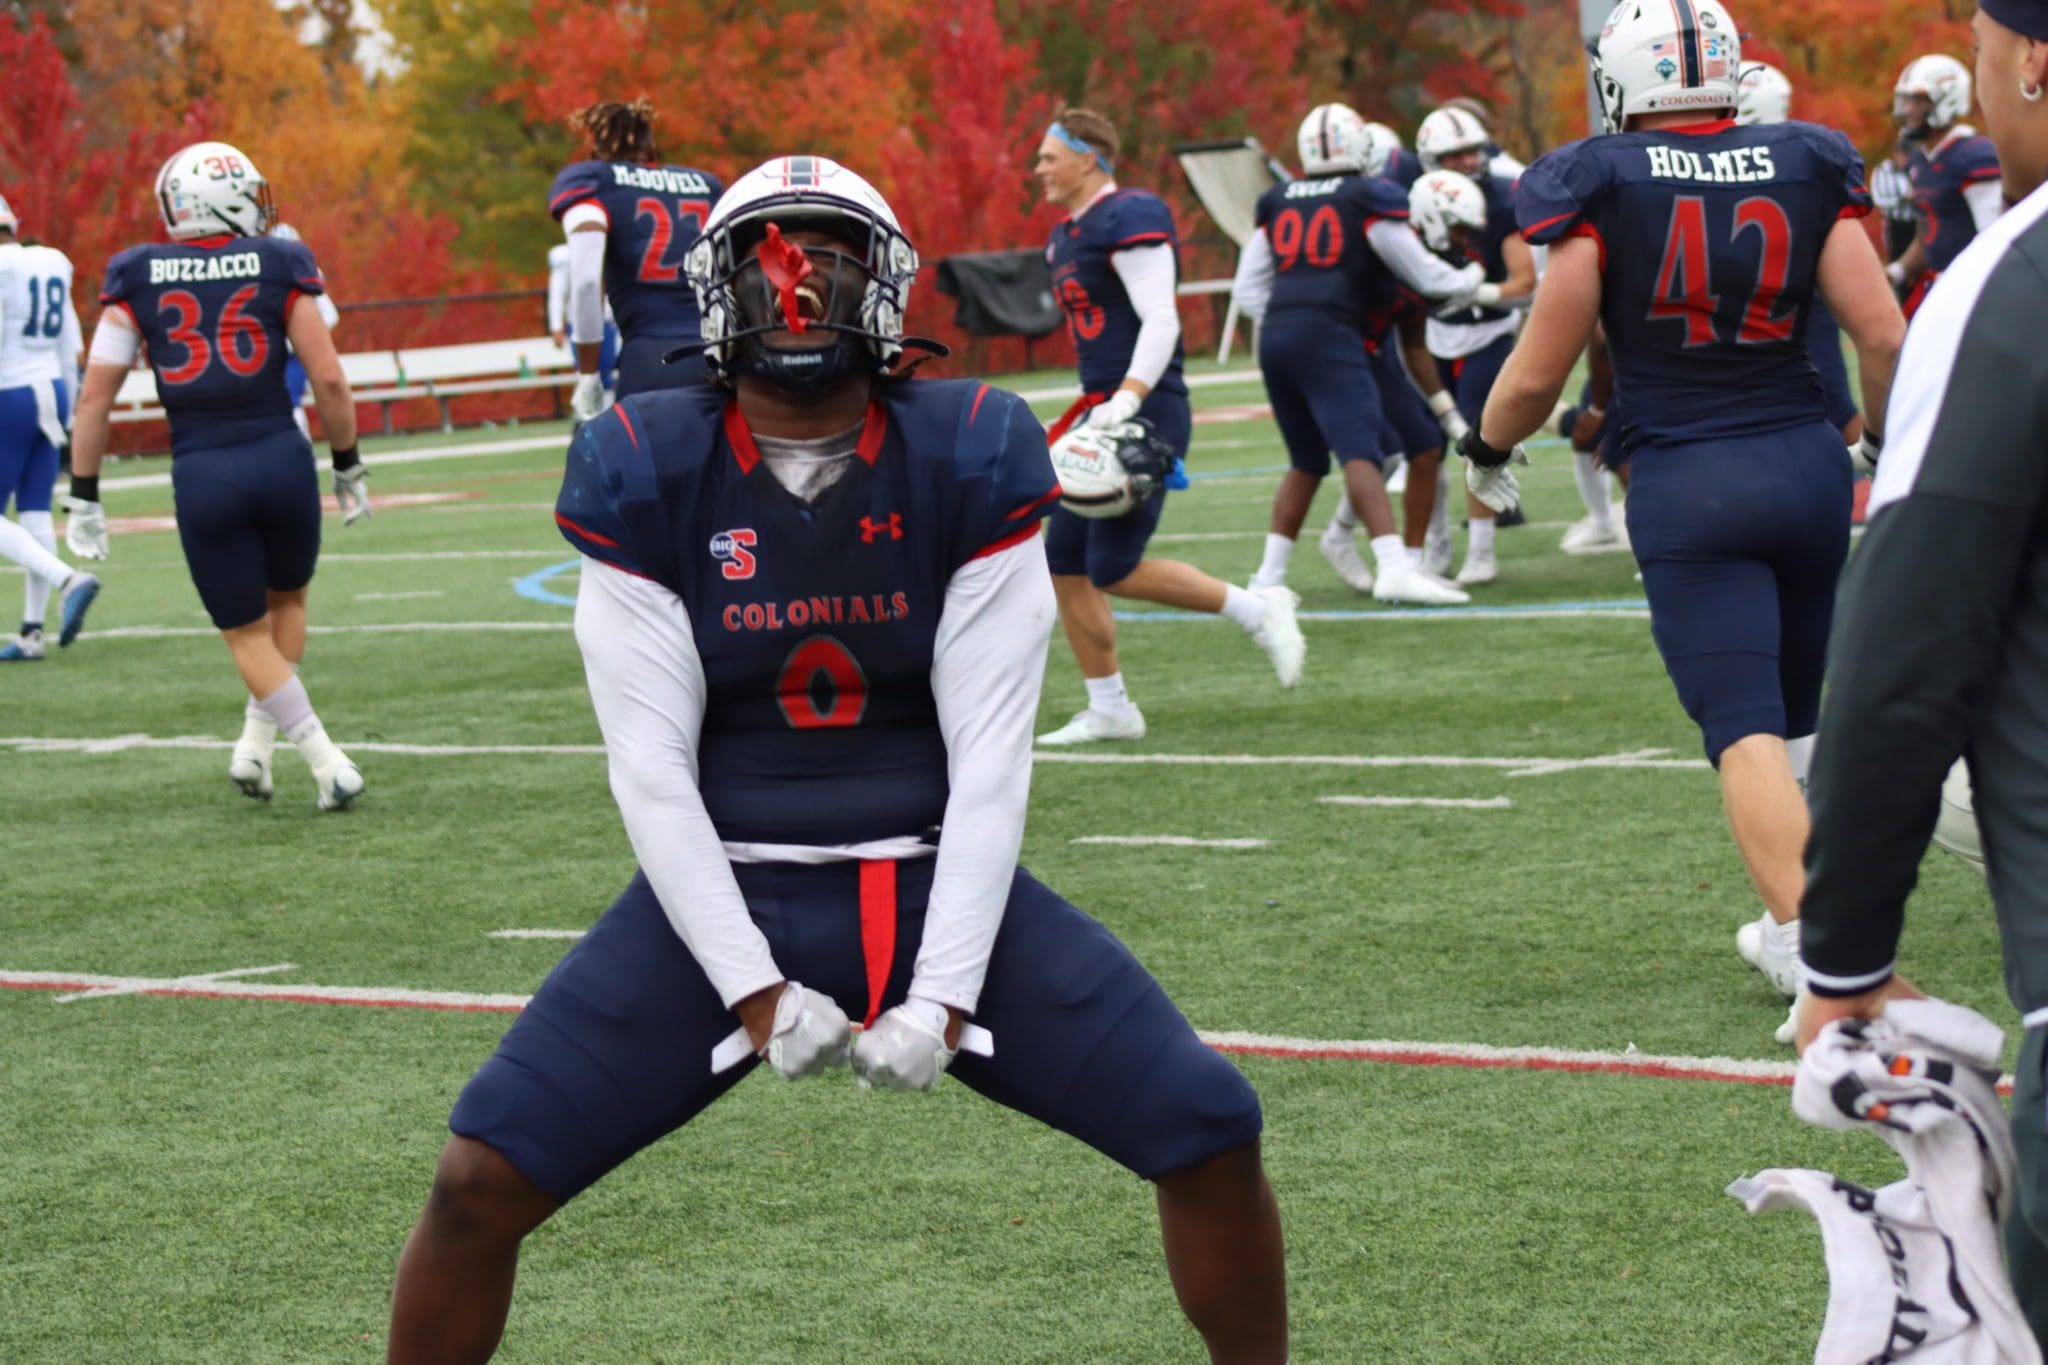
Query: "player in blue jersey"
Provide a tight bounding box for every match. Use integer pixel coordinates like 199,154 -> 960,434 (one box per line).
1232,102 -> 1496,605
386,156 -> 1288,1364
1413,109 -> 1541,583
1458,0 -> 1905,1036
66,142 -> 368,809
0,191 -> 100,659
1736,62 -> 1864,444
1032,108 -> 1305,746
1888,54 -> 2004,315
547,99 -> 726,419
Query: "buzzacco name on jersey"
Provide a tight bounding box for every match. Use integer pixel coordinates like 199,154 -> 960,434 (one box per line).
146,252 -> 264,284
604,165 -> 716,195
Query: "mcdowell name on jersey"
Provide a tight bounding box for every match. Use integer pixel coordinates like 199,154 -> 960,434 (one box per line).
606,165 -> 717,196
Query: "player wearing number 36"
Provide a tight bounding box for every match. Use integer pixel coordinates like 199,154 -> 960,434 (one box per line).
1458,0 -> 1904,1036
386,156 -> 1288,1364
67,141 -> 368,811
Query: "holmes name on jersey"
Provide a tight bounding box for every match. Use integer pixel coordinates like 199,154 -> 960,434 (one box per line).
147,252 -> 264,284
722,592 -> 913,634
1645,145 -> 1778,185
608,165 -> 716,196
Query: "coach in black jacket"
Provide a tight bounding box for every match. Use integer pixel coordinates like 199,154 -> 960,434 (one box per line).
1796,0 -> 2048,1347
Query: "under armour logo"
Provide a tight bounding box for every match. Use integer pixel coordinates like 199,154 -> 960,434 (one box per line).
859,513 -> 904,543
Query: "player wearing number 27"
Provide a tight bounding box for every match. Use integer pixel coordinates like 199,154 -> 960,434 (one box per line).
67,141 -> 368,810
548,99 -> 725,421
1460,0 -> 1904,1035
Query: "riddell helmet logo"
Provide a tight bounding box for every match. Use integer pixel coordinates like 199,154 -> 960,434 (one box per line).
710,528 -> 758,580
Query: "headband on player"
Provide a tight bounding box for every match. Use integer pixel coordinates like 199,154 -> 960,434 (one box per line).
1048,123 -> 1113,175
1983,0 -> 2048,41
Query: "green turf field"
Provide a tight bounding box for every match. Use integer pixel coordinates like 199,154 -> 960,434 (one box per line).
0,360 -> 2009,1361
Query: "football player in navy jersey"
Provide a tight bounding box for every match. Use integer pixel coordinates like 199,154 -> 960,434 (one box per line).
1363,121 -> 1427,190
1736,62 -> 1865,444
386,156 -> 1288,1364
1033,108 -> 1304,746
1888,55 -> 2005,314
1458,0 -> 1904,1036
66,142 -> 367,809
546,99 -> 725,419
1413,108 -> 1540,583
1231,102 -> 1496,605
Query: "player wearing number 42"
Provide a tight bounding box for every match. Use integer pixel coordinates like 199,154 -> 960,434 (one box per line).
387,155 -> 1288,1363
1464,0 -> 1904,1040
66,140 -> 371,811
547,98 -> 725,421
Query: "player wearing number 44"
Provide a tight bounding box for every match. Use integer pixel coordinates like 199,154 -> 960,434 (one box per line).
1464,0 -> 1904,1040
67,141 -> 370,811
388,155 -> 1288,1363
547,98 -> 725,421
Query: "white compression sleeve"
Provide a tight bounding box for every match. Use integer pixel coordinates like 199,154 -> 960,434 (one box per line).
88,310 -> 143,368
1964,178 -> 2005,233
1231,231 -> 1276,324
547,245 -> 569,336
59,293 -> 82,409
1108,242 -> 1181,391
574,558 -> 784,1008
1367,219 -> 1485,300
910,535 -> 1057,1013
566,224 -> 608,347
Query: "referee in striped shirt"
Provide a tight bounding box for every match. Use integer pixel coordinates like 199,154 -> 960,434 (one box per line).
1797,1 -> 2048,1345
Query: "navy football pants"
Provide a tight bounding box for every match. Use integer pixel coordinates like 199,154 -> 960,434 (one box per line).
171,431 -> 322,630
450,857 -> 1264,1201
1257,313 -> 1386,474
1044,389 -> 1193,587
1624,422 -> 1852,763
1370,343 -> 1442,460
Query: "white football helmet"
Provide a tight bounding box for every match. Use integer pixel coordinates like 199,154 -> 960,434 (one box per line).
1361,122 -> 1404,179
1408,170 -> 1488,254
1735,62 -> 1793,126
1893,55 -> 1972,133
0,192 -> 16,233
268,221 -> 302,242
155,141 -> 274,239
1417,107 -> 1491,172
1297,104 -> 1374,176
1590,0 -> 1742,134
684,155 -> 923,390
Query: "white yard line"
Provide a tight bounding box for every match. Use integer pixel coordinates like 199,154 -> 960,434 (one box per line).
1318,796 -> 1513,810
49,962 -> 297,1004
353,590 -> 447,602
1070,835 -> 1271,848
487,929 -> 588,940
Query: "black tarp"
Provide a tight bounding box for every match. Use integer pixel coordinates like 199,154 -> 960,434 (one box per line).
933,249 -> 1062,339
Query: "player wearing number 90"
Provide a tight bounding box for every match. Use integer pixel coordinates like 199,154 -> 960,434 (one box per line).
1463,0 -> 1904,1036
547,99 -> 725,421
386,156 -> 1287,1364
67,141 -> 368,810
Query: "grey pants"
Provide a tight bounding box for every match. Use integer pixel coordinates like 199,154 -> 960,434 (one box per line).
2012,1025 -> 2048,1346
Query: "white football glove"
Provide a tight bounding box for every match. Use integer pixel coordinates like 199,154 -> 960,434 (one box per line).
571,373 -> 610,424
1850,432 -> 1881,478
62,496 -> 108,560
761,982 -> 852,1080
851,997 -> 957,1092
332,461 -> 372,526
1084,388 -> 1143,430
1455,428 -> 1528,515
1426,390 -> 1470,445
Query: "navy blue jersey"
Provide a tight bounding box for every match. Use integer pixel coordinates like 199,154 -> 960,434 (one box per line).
1385,149 -> 1426,191
1436,172 -> 1520,327
556,379 -> 1058,846
547,160 -> 725,341
1045,189 -> 1187,399
1908,132 -> 2000,272
1252,174 -> 1412,335
1518,119 -> 1872,451
99,235 -> 321,456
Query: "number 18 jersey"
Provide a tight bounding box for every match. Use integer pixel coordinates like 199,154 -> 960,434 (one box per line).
0,243 -> 75,389
1517,118 -> 1871,451
100,234 -> 322,456
548,159 -> 725,342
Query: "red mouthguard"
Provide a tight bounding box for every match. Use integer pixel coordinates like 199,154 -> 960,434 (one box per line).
756,223 -> 816,333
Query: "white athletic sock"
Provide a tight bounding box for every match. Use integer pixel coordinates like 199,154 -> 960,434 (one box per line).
1328,498 -> 1360,534
19,510 -> 55,627
239,692 -> 280,750
1786,733 -> 1816,790
1427,467 -> 1451,546
1084,673 -> 1137,716
257,675 -> 344,771
1251,533 -> 1294,587
1572,452 -> 1614,529
1369,534 -> 1415,575
1468,516 -> 1496,558
0,515 -> 70,591
1220,582 -> 1268,632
